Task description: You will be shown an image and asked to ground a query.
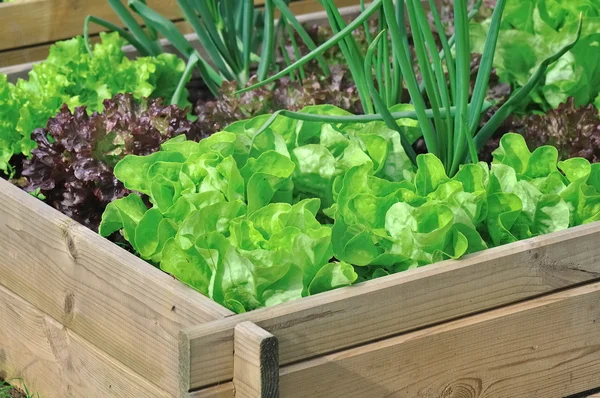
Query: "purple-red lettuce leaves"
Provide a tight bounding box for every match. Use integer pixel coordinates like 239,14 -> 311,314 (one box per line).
16,94 -> 203,231
0,32 -> 189,173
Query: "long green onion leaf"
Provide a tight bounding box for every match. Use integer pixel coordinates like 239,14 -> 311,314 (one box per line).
419,0 -> 482,96
129,0 -> 194,56
285,20 -> 306,80
137,0 -> 159,41
108,0 -> 162,55
382,30 -> 392,106
178,0 -> 236,80
273,0 -> 331,77
194,0 -> 240,70
467,0 -> 506,136
83,16 -> 146,57
360,0 -> 373,43
390,0 -> 404,104
257,0 -> 275,80
384,0 -> 439,156
406,0 -> 447,162
410,0 -> 453,163
241,0 -> 254,84
171,52 -> 200,105
427,0 -> 455,101
322,0 -> 374,113
366,31 -> 417,164
449,0 -> 472,174
219,0 -> 243,72
278,31 -> 297,81
129,0 -> 224,88
237,0 -> 384,94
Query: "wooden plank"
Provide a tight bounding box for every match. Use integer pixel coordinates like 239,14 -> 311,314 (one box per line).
0,44 -> 51,69
188,383 -> 235,398
0,178 -> 232,397
0,282 -> 171,398
278,281 -> 600,398
234,322 -> 279,398
181,220 -> 600,389
0,0 -> 184,52
0,19 -> 193,68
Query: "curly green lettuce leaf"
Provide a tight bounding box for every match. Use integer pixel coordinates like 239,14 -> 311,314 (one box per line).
101,107 -> 596,313
471,0 -> 600,110
0,75 -> 19,172
0,32 -> 189,173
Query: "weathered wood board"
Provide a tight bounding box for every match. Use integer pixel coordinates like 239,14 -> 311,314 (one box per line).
0,178 -> 232,397
181,221 -> 600,390
0,282 -> 172,398
278,281 -> 600,397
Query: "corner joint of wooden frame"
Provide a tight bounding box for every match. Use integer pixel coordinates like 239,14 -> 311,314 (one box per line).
234,321 -> 279,398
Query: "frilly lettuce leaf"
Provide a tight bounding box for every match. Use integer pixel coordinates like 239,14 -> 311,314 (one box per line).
0,75 -> 20,171
99,106 -> 420,312
0,32 -> 188,173
470,0 -> 600,110
100,108 -> 594,313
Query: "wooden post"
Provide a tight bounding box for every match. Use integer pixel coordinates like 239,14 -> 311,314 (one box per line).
234,322 -> 279,398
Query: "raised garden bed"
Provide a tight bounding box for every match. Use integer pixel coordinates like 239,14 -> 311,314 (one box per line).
3,168 -> 600,398
2,1 -> 600,397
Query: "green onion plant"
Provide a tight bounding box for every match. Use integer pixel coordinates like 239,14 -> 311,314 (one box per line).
240,0 -> 583,176
84,0 -> 329,102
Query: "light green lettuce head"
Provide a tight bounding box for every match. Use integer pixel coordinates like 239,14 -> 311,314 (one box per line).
100,111 -> 592,313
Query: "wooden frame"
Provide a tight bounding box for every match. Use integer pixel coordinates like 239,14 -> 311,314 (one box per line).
2,3 -> 600,398
3,174 -> 600,398
0,177 -> 232,398
181,220 -> 600,396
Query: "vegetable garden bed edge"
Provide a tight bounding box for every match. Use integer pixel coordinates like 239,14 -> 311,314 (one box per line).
4,168 -> 600,397
0,178 -> 233,398
181,219 -> 600,396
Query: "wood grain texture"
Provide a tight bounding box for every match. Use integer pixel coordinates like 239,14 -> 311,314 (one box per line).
0,45 -> 51,69
0,178 -> 232,397
234,322 -> 279,398
0,19 -> 195,68
188,383 -> 235,398
0,0 -> 184,51
182,220 -> 600,389
0,282 -> 171,398
279,281 -> 600,397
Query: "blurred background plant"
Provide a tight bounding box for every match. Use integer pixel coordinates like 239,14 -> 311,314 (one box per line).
470,0 -> 600,111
